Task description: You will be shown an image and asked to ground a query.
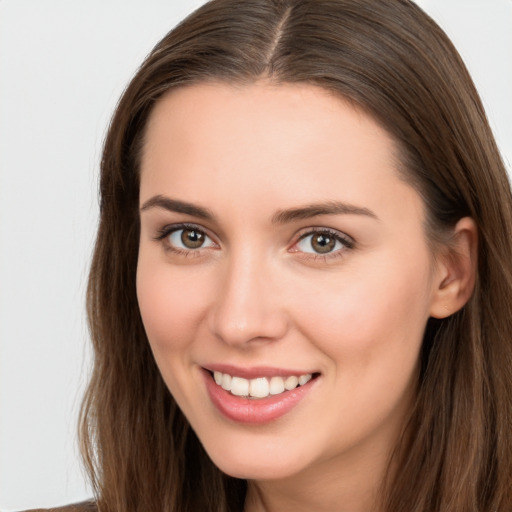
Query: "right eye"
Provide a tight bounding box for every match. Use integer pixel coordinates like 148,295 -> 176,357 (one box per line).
169,227 -> 214,249
156,224 -> 217,253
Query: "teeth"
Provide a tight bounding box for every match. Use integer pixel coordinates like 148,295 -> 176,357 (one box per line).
230,376 -> 249,396
221,373 -> 232,390
299,374 -> 312,386
284,375 -> 299,390
211,371 -> 314,398
269,376 -> 285,395
250,377 -> 270,398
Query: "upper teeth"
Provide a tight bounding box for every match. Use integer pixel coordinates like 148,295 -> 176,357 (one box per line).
213,371 -> 313,398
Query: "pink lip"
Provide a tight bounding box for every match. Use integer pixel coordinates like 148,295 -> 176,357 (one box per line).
201,368 -> 318,424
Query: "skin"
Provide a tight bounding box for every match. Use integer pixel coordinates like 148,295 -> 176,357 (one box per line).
136,82 -> 476,512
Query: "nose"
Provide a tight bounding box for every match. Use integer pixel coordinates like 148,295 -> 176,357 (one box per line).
207,249 -> 289,347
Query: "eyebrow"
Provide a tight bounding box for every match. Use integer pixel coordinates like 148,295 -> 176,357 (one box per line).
140,195 -> 378,223
140,195 -> 215,220
271,201 -> 378,224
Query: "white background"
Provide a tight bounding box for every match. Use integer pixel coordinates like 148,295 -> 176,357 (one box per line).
0,1 -> 510,510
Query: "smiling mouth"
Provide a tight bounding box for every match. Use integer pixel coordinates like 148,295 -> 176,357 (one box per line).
203,368 -> 320,423
209,370 -> 320,399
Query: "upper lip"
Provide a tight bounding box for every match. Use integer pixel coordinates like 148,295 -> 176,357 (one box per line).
203,363 -> 318,379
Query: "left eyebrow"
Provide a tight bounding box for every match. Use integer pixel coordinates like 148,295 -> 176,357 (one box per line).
271,201 -> 379,224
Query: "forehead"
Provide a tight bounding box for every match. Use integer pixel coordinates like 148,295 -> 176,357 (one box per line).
139,81 -> 423,226
142,81 -> 395,171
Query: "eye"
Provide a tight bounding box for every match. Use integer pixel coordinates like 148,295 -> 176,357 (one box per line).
169,227 -> 212,249
294,229 -> 354,255
156,224 -> 217,252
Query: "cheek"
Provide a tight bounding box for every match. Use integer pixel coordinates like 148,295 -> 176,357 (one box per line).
292,254 -> 433,372
136,257 -> 213,411
136,257 -> 208,352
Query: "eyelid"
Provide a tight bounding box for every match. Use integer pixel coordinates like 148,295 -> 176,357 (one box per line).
296,226 -> 354,244
154,222 -> 219,255
154,222 -> 212,240
290,226 -> 355,257
153,223 -> 354,260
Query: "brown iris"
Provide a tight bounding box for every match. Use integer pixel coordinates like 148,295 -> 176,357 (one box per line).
310,233 -> 336,253
181,228 -> 205,249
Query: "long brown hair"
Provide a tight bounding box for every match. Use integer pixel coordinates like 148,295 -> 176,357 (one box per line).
80,0 -> 512,510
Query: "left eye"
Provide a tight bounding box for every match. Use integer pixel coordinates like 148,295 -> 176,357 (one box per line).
168,227 -> 215,250
296,231 -> 348,254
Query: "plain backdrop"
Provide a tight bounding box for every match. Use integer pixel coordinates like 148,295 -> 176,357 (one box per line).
0,1 -> 510,510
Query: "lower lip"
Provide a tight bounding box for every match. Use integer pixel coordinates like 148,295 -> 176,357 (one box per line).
202,369 -> 317,424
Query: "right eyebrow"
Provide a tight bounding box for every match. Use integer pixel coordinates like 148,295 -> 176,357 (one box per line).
140,195 -> 216,221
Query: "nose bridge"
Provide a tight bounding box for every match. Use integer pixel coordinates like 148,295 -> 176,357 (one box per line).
209,244 -> 287,346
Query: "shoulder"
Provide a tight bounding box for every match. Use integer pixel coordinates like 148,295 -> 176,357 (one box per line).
21,501 -> 97,512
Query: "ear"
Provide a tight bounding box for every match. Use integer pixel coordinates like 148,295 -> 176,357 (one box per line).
429,217 -> 478,319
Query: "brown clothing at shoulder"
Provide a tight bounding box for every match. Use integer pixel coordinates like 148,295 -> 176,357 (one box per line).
22,500 -> 97,512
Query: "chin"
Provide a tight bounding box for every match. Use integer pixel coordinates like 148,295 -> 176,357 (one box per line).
200,434 -> 313,481
214,457 -> 302,481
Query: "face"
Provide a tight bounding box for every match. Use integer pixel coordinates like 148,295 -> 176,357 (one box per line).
136,82 -> 442,483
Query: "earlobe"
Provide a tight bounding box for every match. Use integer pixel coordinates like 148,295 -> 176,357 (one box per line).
429,217 -> 478,319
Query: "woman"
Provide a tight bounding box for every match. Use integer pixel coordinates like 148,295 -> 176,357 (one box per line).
33,0 -> 512,510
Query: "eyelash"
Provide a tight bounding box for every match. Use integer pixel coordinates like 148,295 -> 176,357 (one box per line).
154,223 -> 355,261
293,228 -> 355,262
154,223 -> 216,258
